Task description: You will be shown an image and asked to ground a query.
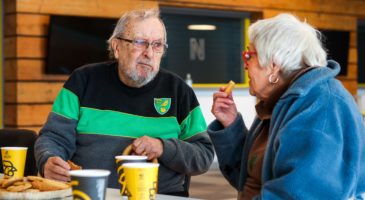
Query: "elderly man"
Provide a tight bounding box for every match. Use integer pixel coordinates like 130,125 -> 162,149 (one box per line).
35,8 -> 214,196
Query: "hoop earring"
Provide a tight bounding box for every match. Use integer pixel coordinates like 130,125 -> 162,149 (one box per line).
269,74 -> 279,84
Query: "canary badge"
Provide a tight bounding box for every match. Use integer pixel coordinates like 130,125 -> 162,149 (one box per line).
154,98 -> 171,115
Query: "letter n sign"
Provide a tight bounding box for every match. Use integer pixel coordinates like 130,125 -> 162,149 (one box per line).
190,38 -> 205,61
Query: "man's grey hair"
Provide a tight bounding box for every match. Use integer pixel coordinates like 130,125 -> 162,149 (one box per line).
248,13 -> 327,77
107,8 -> 167,59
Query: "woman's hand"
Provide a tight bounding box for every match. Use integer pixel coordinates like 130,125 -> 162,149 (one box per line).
211,87 -> 238,128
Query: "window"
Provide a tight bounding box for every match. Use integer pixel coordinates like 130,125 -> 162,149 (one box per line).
320,29 -> 350,76
161,7 -> 249,84
46,15 -> 115,74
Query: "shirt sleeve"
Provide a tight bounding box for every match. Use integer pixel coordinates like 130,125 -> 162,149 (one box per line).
207,113 -> 248,190
34,69 -> 85,176
158,85 -> 214,175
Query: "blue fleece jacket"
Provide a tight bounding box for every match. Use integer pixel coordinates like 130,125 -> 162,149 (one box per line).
208,60 -> 365,200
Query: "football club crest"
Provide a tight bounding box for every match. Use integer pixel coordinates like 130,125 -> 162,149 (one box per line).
154,98 -> 171,115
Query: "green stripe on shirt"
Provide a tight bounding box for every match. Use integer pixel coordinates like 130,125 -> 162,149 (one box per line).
76,107 -> 181,139
179,106 -> 207,140
52,88 -> 80,120
52,88 -> 206,140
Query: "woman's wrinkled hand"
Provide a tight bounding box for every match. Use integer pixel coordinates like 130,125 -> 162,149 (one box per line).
211,87 -> 238,128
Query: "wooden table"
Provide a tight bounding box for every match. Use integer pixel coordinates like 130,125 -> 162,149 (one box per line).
106,188 -> 201,200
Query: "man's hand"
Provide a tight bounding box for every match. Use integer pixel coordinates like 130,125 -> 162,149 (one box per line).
44,156 -> 70,182
132,136 -> 163,160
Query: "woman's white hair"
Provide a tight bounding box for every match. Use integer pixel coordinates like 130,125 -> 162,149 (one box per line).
248,13 -> 327,77
107,8 -> 167,59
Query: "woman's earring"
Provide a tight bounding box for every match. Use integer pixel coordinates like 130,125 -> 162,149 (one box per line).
269,74 -> 279,84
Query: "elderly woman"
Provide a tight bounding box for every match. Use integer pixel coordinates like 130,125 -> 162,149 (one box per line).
208,13 -> 365,199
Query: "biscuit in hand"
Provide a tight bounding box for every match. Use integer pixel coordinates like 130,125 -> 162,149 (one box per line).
67,160 -> 82,170
224,80 -> 235,95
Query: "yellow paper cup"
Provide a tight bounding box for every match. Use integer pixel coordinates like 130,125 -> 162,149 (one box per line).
115,155 -> 147,196
123,163 -> 159,200
1,147 -> 27,177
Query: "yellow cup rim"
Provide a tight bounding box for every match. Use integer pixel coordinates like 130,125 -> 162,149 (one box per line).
115,155 -> 148,161
123,163 -> 159,168
1,147 -> 28,150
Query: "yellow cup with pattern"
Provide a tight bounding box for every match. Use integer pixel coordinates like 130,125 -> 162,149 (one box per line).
1,147 -> 27,177
115,155 -> 147,196
123,163 -> 159,200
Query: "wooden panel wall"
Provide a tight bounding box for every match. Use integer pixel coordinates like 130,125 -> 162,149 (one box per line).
3,0 -> 158,132
0,0 -> 3,128
3,0 -> 365,132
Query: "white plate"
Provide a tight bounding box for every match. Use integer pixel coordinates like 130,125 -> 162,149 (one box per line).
0,188 -> 72,200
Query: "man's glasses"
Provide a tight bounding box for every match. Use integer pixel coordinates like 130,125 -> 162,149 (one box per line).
242,50 -> 256,65
116,37 -> 168,53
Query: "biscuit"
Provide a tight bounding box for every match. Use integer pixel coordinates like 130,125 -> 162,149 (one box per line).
6,182 -> 32,192
24,188 -> 40,193
2,177 -> 23,188
224,80 -> 235,95
31,179 -> 70,191
13,181 -> 26,186
67,160 -> 82,170
0,176 -> 70,193
26,176 -> 44,182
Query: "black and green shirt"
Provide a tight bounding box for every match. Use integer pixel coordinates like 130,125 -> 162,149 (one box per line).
35,61 -> 214,193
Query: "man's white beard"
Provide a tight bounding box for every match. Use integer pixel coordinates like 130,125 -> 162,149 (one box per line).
125,66 -> 157,87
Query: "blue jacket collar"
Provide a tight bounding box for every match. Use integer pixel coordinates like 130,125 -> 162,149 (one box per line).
281,60 -> 341,99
